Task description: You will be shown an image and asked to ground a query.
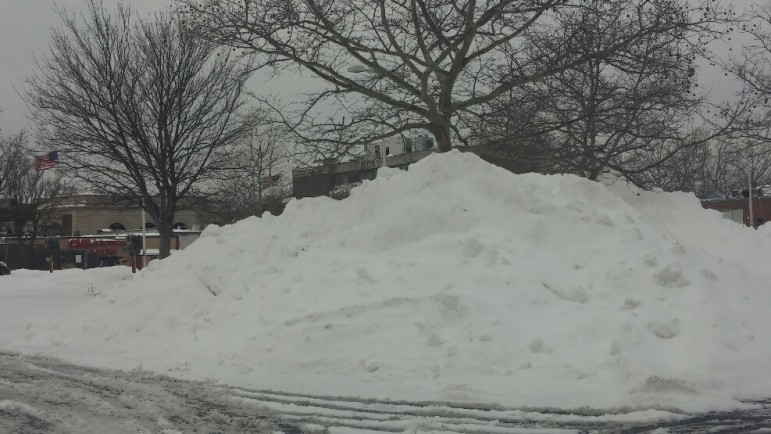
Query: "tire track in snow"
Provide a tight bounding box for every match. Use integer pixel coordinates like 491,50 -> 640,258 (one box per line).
3,351 -> 771,433
224,387 -> 681,433
0,351 -> 291,434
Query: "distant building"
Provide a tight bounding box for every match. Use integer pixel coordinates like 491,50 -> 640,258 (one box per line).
2,193 -> 211,270
50,194 -> 211,236
0,199 -> 33,228
293,149 -> 435,199
364,134 -> 436,158
701,190 -> 771,228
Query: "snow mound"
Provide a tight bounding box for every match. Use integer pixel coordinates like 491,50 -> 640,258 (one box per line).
13,151 -> 771,411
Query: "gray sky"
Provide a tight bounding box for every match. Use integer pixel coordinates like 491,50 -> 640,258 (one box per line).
0,0 -> 171,133
0,0 -> 758,135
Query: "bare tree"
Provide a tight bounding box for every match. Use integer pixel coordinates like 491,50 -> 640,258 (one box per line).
0,144 -> 13,199
731,2 -> 771,105
465,86 -> 561,174
625,134 -> 718,195
721,2 -> 771,196
468,0 -> 738,183
26,1 -> 254,258
210,123 -> 291,222
627,124 -> 771,199
0,128 -> 25,197
179,0 -> 728,158
0,132 -> 74,244
10,167 -> 74,246
1,131 -> 24,235
715,132 -> 771,195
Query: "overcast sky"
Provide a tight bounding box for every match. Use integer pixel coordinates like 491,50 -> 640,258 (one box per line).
0,0 -> 172,133
0,0 -> 759,135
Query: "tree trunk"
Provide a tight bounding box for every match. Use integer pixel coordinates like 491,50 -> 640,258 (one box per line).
432,122 -> 453,153
155,206 -> 176,259
157,219 -> 173,259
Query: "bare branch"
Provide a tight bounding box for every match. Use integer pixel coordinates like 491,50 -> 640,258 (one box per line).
26,1 -> 254,257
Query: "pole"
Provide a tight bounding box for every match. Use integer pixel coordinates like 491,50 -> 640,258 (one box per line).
141,200 -> 147,268
748,174 -> 754,228
47,239 -> 54,273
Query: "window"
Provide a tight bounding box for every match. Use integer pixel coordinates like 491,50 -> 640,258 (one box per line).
173,222 -> 187,230
46,223 -> 63,235
109,223 -> 126,231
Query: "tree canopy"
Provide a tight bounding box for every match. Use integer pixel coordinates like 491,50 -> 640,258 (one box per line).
26,1 -> 254,257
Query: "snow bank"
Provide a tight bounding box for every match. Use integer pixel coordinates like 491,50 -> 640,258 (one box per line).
4,150 -> 771,412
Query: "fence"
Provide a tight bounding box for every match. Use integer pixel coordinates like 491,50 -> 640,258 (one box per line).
1,243 -> 48,270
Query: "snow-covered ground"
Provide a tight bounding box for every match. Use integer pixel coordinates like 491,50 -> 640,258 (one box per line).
2,151 -> 771,417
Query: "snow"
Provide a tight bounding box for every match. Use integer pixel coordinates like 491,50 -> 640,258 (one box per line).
2,150 -> 771,416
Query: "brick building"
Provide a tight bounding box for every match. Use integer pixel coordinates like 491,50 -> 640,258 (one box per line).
701,195 -> 771,228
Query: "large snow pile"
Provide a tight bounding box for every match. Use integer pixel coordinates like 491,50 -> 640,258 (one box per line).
6,150 -> 771,411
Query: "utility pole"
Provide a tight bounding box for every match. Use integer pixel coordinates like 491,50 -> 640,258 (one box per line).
141,199 -> 147,268
748,173 -> 754,228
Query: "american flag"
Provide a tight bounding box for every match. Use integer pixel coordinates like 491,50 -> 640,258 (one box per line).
33,151 -> 59,171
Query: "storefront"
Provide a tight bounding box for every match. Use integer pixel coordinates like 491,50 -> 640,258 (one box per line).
51,231 -> 200,270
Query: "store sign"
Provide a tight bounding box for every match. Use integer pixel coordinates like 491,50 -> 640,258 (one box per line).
67,238 -> 126,248
66,238 -> 126,256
